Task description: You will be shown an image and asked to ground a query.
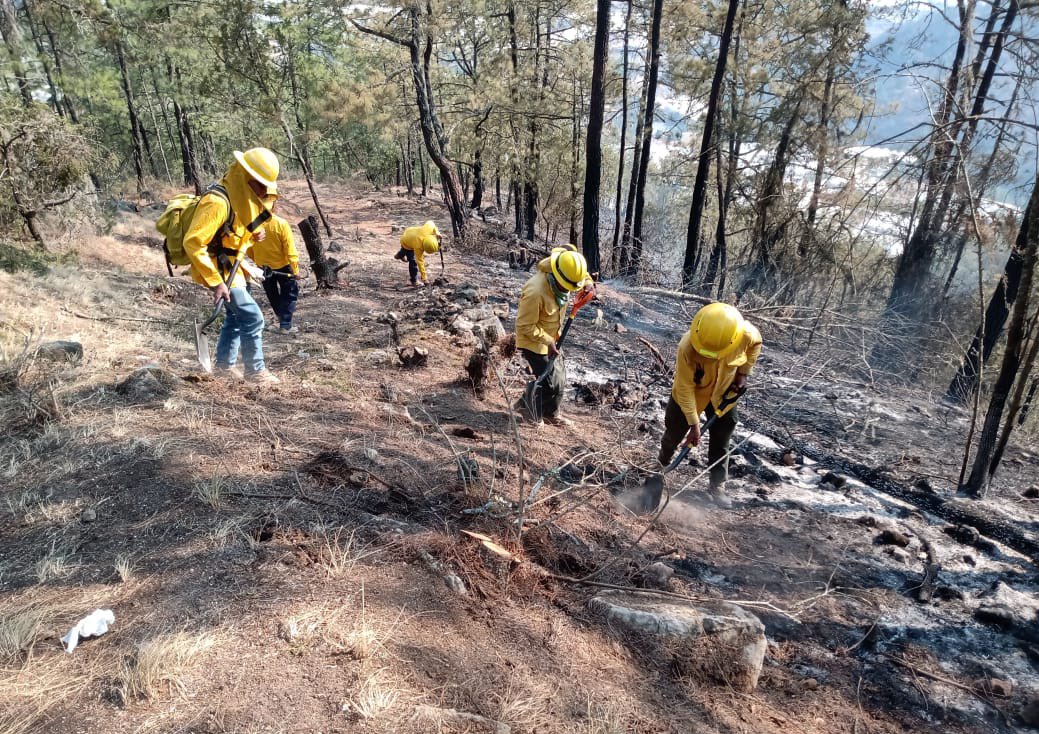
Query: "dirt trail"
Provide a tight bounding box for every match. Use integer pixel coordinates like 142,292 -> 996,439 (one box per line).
1,180 -> 1038,734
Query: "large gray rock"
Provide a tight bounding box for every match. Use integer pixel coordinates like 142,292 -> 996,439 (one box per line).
117,366 -> 179,402
589,591 -> 767,691
37,341 -> 83,362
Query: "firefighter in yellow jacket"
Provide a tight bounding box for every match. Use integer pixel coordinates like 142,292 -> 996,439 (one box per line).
394,220 -> 441,287
514,246 -> 591,425
182,147 -> 280,383
659,303 -> 762,508
252,212 -> 301,334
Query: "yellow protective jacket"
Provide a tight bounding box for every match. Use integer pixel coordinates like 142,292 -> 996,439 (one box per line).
251,214 -> 300,275
400,225 -> 438,282
515,259 -> 567,355
671,322 -> 762,423
183,161 -> 276,289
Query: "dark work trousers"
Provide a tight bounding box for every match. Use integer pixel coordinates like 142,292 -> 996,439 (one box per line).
261,267 -> 299,329
658,396 -> 738,491
395,247 -> 419,284
519,348 -> 566,420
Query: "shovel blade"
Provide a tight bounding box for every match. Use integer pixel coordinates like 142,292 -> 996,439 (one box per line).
194,319 -> 212,373
618,474 -> 665,514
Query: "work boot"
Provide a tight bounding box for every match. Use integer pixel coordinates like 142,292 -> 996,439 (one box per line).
214,364 -> 244,380
245,369 -> 281,385
279,325 -> 299,334
709,485 -> 733,510
544,414 -> 574,428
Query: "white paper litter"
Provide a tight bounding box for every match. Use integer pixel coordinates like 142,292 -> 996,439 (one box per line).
61,609 -> 115,653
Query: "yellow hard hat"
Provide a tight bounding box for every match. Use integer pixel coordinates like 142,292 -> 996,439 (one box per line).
689,303 -> 746,362
552,243 -> 578,253
550,249 -> 588,292
234,147 -> 280,194
422,220 -> 441,237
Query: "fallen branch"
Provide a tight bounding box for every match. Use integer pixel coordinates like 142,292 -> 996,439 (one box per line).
62,307 -> 177,325
636,335 -> 669,372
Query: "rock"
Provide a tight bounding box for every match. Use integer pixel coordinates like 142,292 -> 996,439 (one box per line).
977,582 -> 1039,629
366,349 -> 397,367
820,471 -> 848,489
885,547 -> 911,564
856,515 -> 879,527
1024,485 -> 1039,499
80,507 -> 96,523
781,449 -> 798,467
462,305 -> 496,322
456,286 -> 484,304
117,366 -> 178,402
37,340 -> 83,362
934,586 -> 965,601
398,346 -> 429,368
971,678 -> 1013,697
802,677 -> 819,691
1022,696 -> 1039,727
475,317 -> 507,347
944,524 -> 980,546
327,240 -> 343,252
640,562 -> 675,589
588,591 -> 766,691
378,383 -> 403,403
363,448 -> 380,462
614,323 -> 627,334
876,529 -> 910,547
913,477 -> 934,493
450,315 -> 476,336
451,426 -> 482,440
376,311 -> 400,325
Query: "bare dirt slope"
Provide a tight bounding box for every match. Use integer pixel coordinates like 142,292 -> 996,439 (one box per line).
1,180 -> 1038,734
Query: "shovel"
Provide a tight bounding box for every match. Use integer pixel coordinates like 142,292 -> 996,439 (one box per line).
194,258 -> 242,373
532,285 -> 596,389
624,387 -> 745,514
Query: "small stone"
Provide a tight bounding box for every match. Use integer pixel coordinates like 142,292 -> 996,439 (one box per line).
802,677 -> 819,691
885,547 -> 910,564
944,524 -> 980,546
117,366 -> 178,402
876,529 -> 910,547
363,448 -> 380,462
856,515 -> 879,527
914,477 -> 934,493
614,323 -> 627,334
781,449 -> 798,467
80,507 -> 96,523
972,678 -> 1012,697
327,240 -> 343,252
820,471 -> 848,489
641,562 -> 675,588
398,346 -> 429,368
1023,485 -> 1039,499
37,340 -> 83,362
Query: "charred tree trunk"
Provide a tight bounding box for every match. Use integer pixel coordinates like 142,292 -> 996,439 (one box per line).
629,0 -> 664,276
961,175 -> 1039,497
619,20 -> 650,277
579,0 -> 610,276
682,0 -> 740,289
946,197 -> 1032,402
299,215 -> 339,289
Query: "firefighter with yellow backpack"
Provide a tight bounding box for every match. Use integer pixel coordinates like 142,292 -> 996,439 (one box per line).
156,147 -> 281,383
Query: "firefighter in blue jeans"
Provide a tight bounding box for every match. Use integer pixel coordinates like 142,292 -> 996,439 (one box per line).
252,212 -> 301,333
182,147 -> 281,384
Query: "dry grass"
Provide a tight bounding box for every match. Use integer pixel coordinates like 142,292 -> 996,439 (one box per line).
34,539 -> 76,584
315,526 -> 379,578
117,631 -> 215,701
113,553 -> 134,583
342,668 -> 402,721
478,673 -> 552,732
192,476 -> 226,509
0,608 -> 45,663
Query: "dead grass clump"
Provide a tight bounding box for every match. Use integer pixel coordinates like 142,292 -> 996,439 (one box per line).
34,539 -> 76,584
485,674 -> 552,732
117,632 -> 214,701
342,668 -> 402,722
0,335 -> 66,431
113,553 -> 134,583
315,526 -> 379,578
192,476 -> 226,509
0,608 -> 45,662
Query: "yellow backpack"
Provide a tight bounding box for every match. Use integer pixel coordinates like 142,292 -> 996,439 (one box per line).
155,184 -> 233,276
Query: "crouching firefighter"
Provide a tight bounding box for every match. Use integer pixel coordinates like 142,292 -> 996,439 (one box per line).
183,147 -> 281,383
659,303 -> 761,509
514,245 -> 593,426
394,220 -> 441,287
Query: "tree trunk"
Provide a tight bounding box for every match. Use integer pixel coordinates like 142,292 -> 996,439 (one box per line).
801,63 -> 836,258
629,0 -> 664,276
299,215 -> 339,289
114,40 -> 146,194
610,0 -> 633,276
961,173 -> 1039,497
579,0 -> 610,276
946,197 -> 1033,402
0,0 -> 33,108
682,0 -> 740,289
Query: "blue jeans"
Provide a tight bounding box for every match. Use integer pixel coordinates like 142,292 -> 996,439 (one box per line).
215,286 -> 266,374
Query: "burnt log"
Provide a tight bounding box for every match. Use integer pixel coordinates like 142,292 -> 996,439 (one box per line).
299,215 -> 339,289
